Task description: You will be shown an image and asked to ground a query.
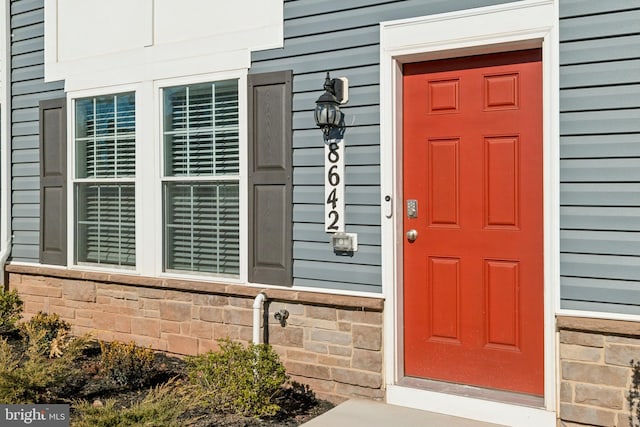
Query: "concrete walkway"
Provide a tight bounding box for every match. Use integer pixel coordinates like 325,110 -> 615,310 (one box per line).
302,399 -> 507,427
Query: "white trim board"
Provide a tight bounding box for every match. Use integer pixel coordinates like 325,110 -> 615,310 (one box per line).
0,0 -> 10,260
379,1 -> 559,425
387,385 -> 556,427
557,309 -> 640,323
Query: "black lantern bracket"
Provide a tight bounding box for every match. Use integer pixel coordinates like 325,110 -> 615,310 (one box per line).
332,76 -> 349,105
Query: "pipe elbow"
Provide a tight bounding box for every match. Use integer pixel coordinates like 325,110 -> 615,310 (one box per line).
252,292 -> 266,309
252,292 -> 267,345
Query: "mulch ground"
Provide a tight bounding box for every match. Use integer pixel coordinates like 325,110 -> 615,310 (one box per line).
8,337 -> 334,426
9,336 -> 333,427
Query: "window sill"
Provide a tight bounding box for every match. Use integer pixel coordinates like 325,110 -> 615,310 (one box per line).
5,263 -> 384,311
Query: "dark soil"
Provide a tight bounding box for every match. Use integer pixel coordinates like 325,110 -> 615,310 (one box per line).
7,337 -> 333,426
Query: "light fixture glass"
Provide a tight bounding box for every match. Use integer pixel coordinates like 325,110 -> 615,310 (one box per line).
314,72 -> 342,137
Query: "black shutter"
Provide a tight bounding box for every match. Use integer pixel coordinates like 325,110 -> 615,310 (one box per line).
39,98 -> 67,265
247,71 -> 293,286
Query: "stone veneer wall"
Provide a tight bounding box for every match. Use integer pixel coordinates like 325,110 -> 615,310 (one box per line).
6,265 -> 384,403
558,316 -> 640,427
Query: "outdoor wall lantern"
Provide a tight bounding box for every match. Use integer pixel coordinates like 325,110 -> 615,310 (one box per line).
314,72 -> 348,138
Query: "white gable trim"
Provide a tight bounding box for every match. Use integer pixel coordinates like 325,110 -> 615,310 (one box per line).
379,1 -> 559,425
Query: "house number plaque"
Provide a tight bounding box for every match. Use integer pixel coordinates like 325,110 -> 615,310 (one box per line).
325,139 -> 345,232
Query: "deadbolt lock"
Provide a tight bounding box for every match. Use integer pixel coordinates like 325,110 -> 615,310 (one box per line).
406,199 -> 418,219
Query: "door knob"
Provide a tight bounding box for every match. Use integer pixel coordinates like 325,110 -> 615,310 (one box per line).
406,229 -> 418,242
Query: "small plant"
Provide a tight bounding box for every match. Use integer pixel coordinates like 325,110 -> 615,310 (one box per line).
19,312 -> 72,357
629,360 -> 640,427
186,338 -> 288,417
99,340 -> 156,388
72,378 -> 199,427
0,326 -> 88,403
0,289 -> 23,335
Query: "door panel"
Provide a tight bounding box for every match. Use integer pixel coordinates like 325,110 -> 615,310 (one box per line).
403,49 -> 543,396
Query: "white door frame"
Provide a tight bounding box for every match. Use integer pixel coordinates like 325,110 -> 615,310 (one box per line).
379,1 -> 559,425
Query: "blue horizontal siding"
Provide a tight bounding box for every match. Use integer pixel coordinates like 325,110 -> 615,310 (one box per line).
12,190 -> 39,204
293,223 -> 381,246
294,241 -> 381,266
561,230 -> 640,256
560,9 -> 640,41
293,260 -> 381,287
561,109 -> 640,135
10,0 -> 65,263
282,0 -> 509,38
293,85 -> 379,111
11,7 -> 43,29
559,2 -> 640,314
562,276 -> 640,315
294,185 -> 381,205
559,0 -> 640,19
293,165 -> 381,186
560,85 -> 640,112
293,66 -> 380,92
294,204 -> 381,226
294,126 -> 379,149
561,158 -> 640,182
11,0 -> 41,15
560,34 -> 640,65
561,254 -> 640,282
561,300 -> 640,316
560,135 -> 640,158
294,145 -> 380,167
251,0 -> 517,293
293,277 -> 381,294
561,59 -> 640,88
561,207 -> 640,232
561,183 -> 640,207
12,135 -> 38,150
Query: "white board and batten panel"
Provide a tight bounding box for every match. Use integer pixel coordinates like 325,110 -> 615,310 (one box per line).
45,0 -> 284,89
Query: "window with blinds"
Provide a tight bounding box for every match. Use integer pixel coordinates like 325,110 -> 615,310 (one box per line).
162,80 -> 240,276
74,93 -> 136,267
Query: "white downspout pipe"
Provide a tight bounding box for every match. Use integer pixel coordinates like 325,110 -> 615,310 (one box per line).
0,237 -> 11,288
0,0 -> 11,289
252,292 -> 266,344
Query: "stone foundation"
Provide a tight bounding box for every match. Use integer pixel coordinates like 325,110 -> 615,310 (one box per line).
7,264 -> 384,403
558,316 -> 640,427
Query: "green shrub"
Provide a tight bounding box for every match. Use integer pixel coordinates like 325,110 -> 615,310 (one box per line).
0,327 -> 88,403
186,338 -> 288,417
99,340 -> 156,388
19,312 -> 72,357
0,290 -> 23,335
72,378 -> 199,427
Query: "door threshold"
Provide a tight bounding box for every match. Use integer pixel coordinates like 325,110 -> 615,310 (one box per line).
387,381 -> 555,427
398,376 -> 544,408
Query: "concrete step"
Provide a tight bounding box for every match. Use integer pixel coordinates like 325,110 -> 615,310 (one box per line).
302,399 -> 508,427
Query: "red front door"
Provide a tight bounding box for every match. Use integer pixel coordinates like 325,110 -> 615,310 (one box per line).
402,49 -> 544,396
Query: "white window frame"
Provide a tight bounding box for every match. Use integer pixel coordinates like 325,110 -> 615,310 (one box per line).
155,73 -> 248,283
379,1 -> 559,426
67,72 -> 248,282
152,71 -> 248,283
67,84 -> 143,274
